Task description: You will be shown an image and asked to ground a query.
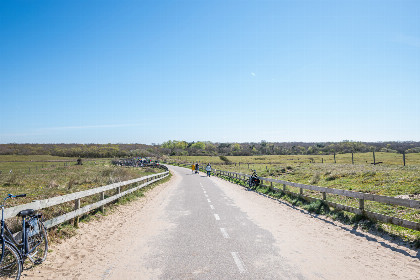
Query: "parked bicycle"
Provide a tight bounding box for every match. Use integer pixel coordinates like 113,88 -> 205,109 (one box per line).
1,194 -> 48,279
248,170 -> 260,189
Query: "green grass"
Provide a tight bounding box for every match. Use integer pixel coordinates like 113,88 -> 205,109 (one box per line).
173,152 -> 420,166
0,155 -> 165,222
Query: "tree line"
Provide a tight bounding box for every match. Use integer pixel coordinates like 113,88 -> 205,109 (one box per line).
1,141 -> 419,158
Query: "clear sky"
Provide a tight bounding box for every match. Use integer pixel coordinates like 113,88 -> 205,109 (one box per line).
1,0 -> 419,144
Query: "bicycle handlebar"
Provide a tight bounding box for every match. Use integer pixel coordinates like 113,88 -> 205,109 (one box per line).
1,194 -> 26,208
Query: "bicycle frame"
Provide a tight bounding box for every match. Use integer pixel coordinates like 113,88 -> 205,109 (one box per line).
0,195 -> 33,264
1,201 -> 23,264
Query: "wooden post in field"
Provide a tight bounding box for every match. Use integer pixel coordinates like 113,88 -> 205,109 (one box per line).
334,152 -> 336,163
322,158 -> 323,163
352,152 -> 354,165
322,192 -> 326,200
248,163 -> 249,169
403,151 -> 406,166
74,199 -> 80,227
373,151 -> 376,165
283,184 -> 286,192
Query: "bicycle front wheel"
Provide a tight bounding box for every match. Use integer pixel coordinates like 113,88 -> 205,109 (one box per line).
0,242 -> 22,280
27,219 -> 48,264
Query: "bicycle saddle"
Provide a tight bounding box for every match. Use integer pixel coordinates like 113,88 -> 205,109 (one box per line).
17,209 -> 35,217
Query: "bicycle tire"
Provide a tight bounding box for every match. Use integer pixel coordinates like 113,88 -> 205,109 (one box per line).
0,242 -> 22,280
27,219 -> 48,264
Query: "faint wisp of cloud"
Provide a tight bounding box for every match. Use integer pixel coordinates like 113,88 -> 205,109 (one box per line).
44,124 -> 138,131
0,124 -> 140,139
393,34 -> 420,48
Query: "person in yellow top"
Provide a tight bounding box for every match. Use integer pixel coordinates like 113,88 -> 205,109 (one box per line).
191,163 -> 195,174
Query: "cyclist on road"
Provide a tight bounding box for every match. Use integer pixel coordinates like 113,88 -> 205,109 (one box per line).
206,163 -> 212,177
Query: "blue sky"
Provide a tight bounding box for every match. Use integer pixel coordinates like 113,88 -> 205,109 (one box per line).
1,0 -> 419,144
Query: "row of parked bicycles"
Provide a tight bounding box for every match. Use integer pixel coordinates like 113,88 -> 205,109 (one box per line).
1,194 -> 48,280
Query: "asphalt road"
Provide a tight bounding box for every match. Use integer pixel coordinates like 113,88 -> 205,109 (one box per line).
142,166 -> 296,279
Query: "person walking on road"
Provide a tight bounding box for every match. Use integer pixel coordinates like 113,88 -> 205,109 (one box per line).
195,163 -> 199,174
191,163 -> 195,174
206,163 -> 212,177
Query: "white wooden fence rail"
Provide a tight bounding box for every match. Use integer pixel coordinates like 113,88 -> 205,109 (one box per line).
5,171 -> 169,230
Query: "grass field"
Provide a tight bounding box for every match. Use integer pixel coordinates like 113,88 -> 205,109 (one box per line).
172,153 -> 420,242
174,152 -> 420,166
0,155 -> 164,230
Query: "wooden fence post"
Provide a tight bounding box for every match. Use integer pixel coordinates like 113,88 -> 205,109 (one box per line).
352,152 -> 354,165
322,192 -> 326,200
74,199 -> 80,227
359,198 -> 365,213
300,187 -> 303,196
100,192 -> 105,213
283,184 -> 286,192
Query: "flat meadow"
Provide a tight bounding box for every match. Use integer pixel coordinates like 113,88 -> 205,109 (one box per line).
0,155 -> 163,234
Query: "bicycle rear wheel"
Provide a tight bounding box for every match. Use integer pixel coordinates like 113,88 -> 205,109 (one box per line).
0,242 -> 22,280
27,219 -> 48,264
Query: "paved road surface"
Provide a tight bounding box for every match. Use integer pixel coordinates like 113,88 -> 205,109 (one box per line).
25,165 -> 419,279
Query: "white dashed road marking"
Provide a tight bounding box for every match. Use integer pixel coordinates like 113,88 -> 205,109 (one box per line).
210,205 -> 214,210
231,252 -> 247,273
214,214 -> 220,220
220,228 -> 229,238
207,199 -> 211,203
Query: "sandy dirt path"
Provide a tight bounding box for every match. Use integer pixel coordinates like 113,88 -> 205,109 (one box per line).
22,166 -> 419,279
22,170 -> 181,280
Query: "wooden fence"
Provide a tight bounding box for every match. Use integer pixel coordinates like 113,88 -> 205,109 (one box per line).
168,162 -> 419,231
5,170 -> 170,229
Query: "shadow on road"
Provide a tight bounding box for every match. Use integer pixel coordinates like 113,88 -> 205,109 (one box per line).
235,183 -> 420,259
